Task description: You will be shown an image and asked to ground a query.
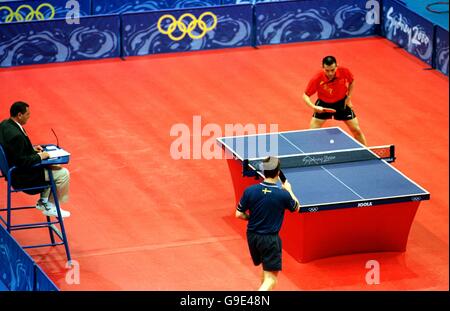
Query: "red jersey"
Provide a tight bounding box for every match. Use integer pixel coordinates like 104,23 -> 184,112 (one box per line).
305,67 -> 354,103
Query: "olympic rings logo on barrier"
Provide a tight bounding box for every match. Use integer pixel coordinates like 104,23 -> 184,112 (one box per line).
157,12 -> 218,41
0,3 -> 55,23
307,207 -> 319,212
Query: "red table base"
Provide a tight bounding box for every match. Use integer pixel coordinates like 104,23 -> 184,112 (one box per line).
227,158 -> 421,263
226,158 -> 261,204
280,201 -> 420,262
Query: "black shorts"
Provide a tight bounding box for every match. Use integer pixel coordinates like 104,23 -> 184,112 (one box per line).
313,97 -> 356,121
246,231 -> 282,271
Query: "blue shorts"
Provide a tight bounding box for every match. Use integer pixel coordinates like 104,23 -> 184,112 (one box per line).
246,231 -> 282,271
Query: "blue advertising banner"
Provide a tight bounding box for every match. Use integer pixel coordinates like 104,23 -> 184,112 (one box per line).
122,4 -> 252,56
255,0 -> 377,46
35,264 -> 59,291
0,0 -> 91,23
92,0 -> 220,15
0,279 -> 8,290
0,225 -> 34,291
222,0 -> 289,4
382,0 -> 434,66
435,26 -> 448,75
0,15 -> 121,67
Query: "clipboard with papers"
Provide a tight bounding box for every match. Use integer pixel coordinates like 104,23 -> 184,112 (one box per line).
45,146 -> 70,158
41,145 -> 70,165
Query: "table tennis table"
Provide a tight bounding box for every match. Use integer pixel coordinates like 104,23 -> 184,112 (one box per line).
217,127 -> 430,262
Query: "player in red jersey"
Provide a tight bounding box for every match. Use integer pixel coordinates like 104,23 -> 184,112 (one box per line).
302,56 -> 367,145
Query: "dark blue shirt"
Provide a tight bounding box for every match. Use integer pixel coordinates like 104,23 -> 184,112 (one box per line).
237,181 -> 298,234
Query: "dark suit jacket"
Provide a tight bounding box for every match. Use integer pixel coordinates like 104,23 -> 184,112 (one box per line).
0,118 -> 46,193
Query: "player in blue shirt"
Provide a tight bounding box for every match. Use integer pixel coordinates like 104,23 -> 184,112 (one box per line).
236,156 -> 300,291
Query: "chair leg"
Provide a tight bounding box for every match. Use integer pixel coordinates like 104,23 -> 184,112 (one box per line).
48,170 -> 72,263
46,215 -> 56,244
7,184 -> 12,233
4,171 -> 72,263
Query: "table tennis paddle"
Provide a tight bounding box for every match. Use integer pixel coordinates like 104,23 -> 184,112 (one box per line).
279,170 -> 287,183
321,108 -> 336,113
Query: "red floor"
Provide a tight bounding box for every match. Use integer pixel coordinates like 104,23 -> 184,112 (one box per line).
0,37 -> 448,290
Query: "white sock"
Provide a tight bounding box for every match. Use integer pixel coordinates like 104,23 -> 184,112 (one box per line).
40,197 -> 48,203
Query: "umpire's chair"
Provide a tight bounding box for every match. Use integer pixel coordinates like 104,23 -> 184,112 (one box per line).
0,144 -> 71,263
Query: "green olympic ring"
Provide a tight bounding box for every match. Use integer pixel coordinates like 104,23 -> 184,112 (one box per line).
0,3 -> 55,23
157,12 -> 218,41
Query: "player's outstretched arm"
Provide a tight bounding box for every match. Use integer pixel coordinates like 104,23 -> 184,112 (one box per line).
282,181 -> 300,212
235,209 -> 249,221
302,93 -> 317,111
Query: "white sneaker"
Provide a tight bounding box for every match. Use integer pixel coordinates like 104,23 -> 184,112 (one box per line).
39,201 -> 71,218
36,199 -> 48,211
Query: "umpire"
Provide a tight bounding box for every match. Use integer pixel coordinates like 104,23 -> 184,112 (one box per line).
236,156 -> 300,291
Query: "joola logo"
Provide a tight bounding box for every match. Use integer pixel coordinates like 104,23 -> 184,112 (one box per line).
358,202 -> 373,207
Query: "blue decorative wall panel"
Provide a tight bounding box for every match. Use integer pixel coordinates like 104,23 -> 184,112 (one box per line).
0,279 -> 8,291
0,15 -> 121,67
122,4 -> 252,56
0,225 -> 34,291
255,0 -> 377,46
222,0 -> 287,4
435,26 -> 448,76
35,264 -> 58,291
0,0 -> 91,23
382,0 -> 434,66
92,0 -> 221,15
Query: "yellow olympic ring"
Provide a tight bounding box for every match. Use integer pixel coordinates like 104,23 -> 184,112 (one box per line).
157,12 -> 218,41
0,3 -> 55,23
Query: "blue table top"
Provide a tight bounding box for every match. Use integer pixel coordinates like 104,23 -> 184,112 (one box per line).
217,127 -> 430,212
219,127 -> 362,159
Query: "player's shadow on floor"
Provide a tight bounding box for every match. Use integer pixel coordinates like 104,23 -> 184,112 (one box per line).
222,214 -> 422,290
283,250 -> 421,290
222,214 -> 247,238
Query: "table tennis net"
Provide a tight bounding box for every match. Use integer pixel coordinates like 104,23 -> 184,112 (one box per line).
247,145 -> 395,170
